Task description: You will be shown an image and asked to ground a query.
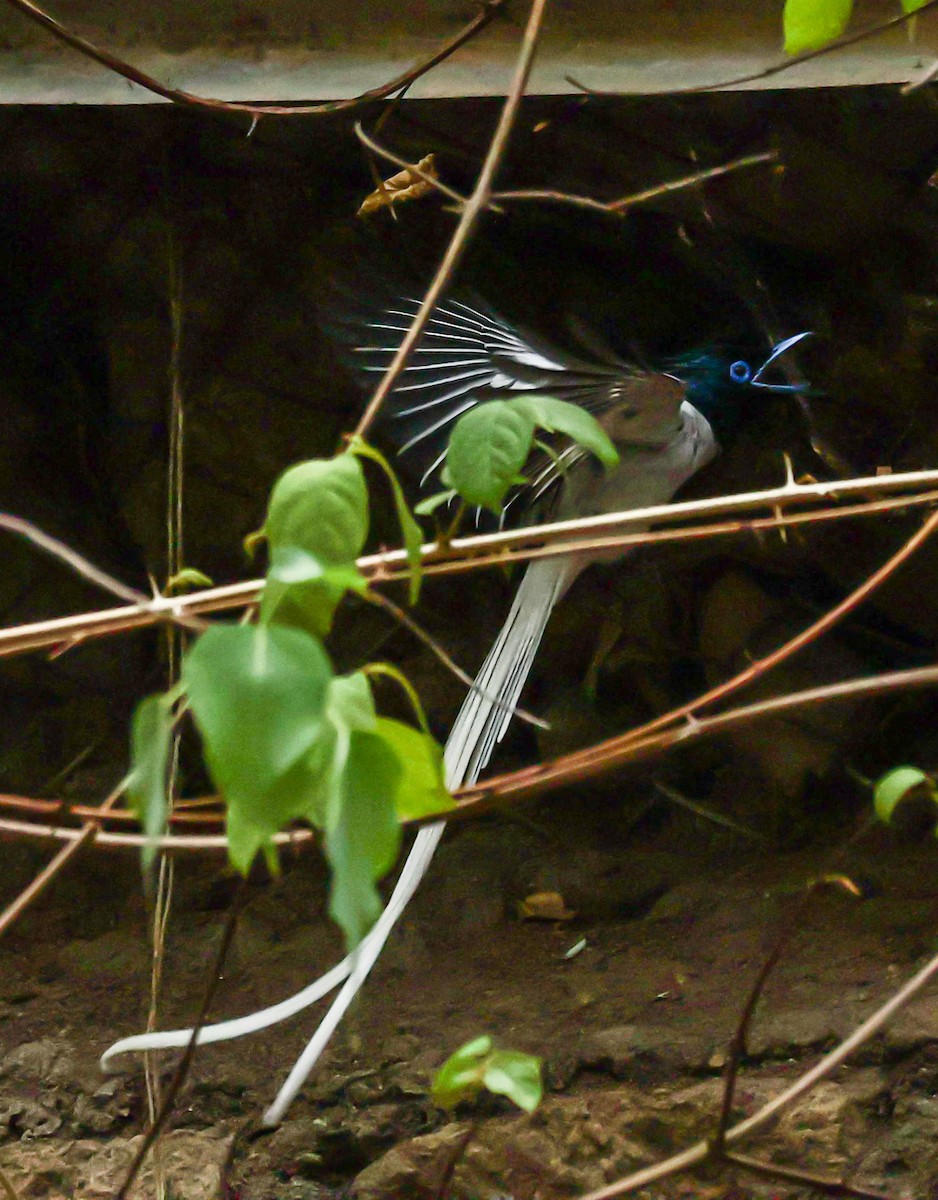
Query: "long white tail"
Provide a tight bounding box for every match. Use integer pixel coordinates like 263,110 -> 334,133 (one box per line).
263,554 -> 575,1122
100,556 -> 575,1124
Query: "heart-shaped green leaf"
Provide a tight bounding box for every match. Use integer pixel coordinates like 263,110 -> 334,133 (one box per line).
445,400 -> 535,514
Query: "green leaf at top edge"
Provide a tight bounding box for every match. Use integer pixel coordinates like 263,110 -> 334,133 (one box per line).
782,0 -> 853,54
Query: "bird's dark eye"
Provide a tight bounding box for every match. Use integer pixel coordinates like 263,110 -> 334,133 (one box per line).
729,360 -> 751,383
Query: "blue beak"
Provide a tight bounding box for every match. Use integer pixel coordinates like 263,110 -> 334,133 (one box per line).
750,331 -> 813,392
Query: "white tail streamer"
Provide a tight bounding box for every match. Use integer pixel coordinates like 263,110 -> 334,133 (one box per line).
100,555 -> 575,1126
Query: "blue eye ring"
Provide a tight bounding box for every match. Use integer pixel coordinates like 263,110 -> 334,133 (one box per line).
729,360 -> 752,383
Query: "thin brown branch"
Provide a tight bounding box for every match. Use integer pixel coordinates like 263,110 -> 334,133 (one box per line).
354,122 -> 475,210
0,776 -> 125,939
569,0 -> 938,98
493,150 -> 778,214
0,511 -> 205,636
604,503 -> 938,758
366,590 -> 548,729
350,0 -> 551,440
0,513 -> 150,605
1,0 -> 504,120
723,1150 -> 894,1200
356,125 -> 776,223
0,470 -> 935,659
453,663 -> 938,819
578,935 -> 938,1199
714,825 -> 872,1148
11,660 -> 938,855
116,877 -> 249,1199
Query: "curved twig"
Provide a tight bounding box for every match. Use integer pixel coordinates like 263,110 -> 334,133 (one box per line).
0,0 -> 504,119
569,0 -> 938,99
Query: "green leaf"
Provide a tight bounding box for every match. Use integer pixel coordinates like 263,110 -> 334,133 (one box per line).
328,671 -> 377,734
483,1050 -> 543,1113
431,1038 -> 542,1114
264,455 -> 369,562
183,624 -> 333,872
164,567 -> 214,594
901,0 -> 928,11
445,400 -> 535,515
373,717 -> 453,820
783,0 -> 853,53
519,395 -> 619,468
431,1036 -> 493,1109
260,454 -> 370,637
349,436 -> 424,605
127,694 -> 174,870
267,547 -> 367,592
324,729 -> 403,947
414,490 -> 458,518
873,766 -> 938,828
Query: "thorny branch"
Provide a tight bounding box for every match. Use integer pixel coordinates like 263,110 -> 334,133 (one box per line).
0,511 -> 206,636
0,0 -> 505,121
1,467 -> 937,660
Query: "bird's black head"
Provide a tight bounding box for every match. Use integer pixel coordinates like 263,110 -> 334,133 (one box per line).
668,332 -> 812,445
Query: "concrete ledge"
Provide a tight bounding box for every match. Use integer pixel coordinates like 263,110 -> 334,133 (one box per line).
0,0 -> 936,103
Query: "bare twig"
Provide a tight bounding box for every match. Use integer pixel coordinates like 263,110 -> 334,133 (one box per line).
652,781 -> 767,844
1,0 -> 504,120
714,824 -> 872,1148
0,513 -> 151,606
0,776 -> 126,940
0,511 -> 205,637
453,663 -> 938,819
116,877 -> 249,1199
354,122 -> 475,210
493,150 -> 779,214
366,590 -> 548,729
356,123 -> 776,221
569,0 -> 938,98
350,0 -> 552,440
10,660 -> 938,855
723,1150 -> 894,1200
0,469 -> 937,660
577,936 -> 938,1199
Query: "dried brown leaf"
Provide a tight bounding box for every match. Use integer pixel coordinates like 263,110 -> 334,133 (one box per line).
358,154 -> 439,216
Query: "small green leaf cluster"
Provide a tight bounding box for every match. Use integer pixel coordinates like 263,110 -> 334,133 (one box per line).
431,1036 -> 543,1113
127,442 -> 450,949
783,0 -> 926,55
420,394 -> 619,517
874,765 -> 938,835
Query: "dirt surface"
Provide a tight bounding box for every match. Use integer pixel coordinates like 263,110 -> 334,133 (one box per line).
2,804 -> 938,1199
